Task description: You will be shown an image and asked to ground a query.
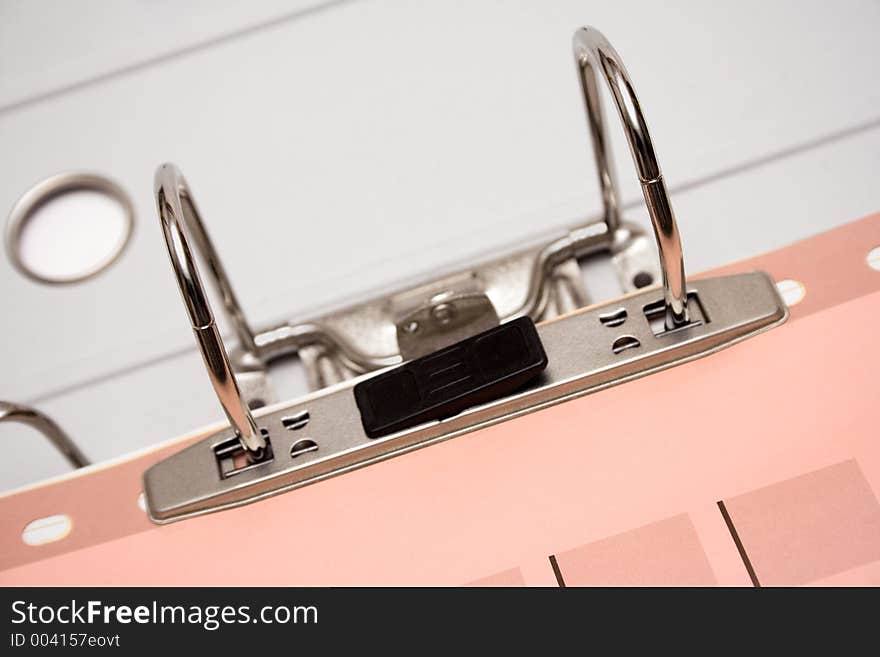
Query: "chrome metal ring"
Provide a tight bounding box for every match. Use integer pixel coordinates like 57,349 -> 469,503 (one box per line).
153,26 -> 690,419
5,172 -> 135,285
0,401 -> 89,469
154,164 -> 265,453
573,26 -> 689,327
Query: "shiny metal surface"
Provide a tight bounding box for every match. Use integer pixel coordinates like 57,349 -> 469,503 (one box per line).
393,281 -> 501,361
574,27 -> 689,328
154,164 -> 265,454
149,26 -> 693,412
0,401 -> 89,469
145,24 -> 719,515
5,172 -> 134,285
286,247 -> 591,390
144,272 -> 788,523
143,25 -> 790,522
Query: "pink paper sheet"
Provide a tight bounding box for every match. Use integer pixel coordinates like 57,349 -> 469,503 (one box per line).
2,213 -> 879,586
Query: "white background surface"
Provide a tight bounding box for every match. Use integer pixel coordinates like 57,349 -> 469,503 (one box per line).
2,0 -> 879,490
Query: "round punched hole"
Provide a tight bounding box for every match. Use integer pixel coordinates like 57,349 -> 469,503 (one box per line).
247,398 -> 266,410
5,172 -> 134,285
632,271 -> 653,288
775,279 -> 806,307
867,246 -> 880,271
21,514 -> 72,546
290,439 -> 318,459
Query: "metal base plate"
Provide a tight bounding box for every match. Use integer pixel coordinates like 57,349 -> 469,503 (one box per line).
144,271 -> 787,523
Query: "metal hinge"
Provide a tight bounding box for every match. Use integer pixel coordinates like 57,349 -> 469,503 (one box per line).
144,26 -> 788,523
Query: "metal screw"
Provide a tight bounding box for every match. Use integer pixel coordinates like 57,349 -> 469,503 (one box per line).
431,302 -> 456,325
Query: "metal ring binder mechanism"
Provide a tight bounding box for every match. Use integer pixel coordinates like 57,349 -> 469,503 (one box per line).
144,27 -> 788,523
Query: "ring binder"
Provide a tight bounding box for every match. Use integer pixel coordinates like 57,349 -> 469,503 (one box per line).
143,26 -> 788,523
155,166 -> 267,455
0,401 -> 89,469
573,27 -> 689,329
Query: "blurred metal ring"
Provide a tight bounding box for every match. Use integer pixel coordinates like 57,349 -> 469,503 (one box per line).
5,171 -> 135,285
0,401 -> 90,469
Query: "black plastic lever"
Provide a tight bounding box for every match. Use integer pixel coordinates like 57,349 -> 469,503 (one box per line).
354,317 -> 548,438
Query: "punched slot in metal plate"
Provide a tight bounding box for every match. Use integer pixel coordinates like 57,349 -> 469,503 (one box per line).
215,429 -> 273,479
643,292 -> 707,336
